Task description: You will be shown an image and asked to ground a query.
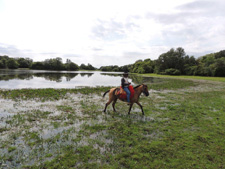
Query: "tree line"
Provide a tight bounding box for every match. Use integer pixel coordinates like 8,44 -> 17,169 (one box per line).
100,47 -> 225,77
0,56 -> 96,71
1,47 -> 225,76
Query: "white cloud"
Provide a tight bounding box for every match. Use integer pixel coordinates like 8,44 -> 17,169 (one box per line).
0,0 -> 224,67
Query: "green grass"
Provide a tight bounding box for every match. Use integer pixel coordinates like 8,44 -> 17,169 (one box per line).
0,86 -> 111,101
0,78 -> 224,168
149,78 -> 198,90
141,73 -> 225,82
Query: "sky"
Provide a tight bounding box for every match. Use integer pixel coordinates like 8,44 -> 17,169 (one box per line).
0,0 -> 225,68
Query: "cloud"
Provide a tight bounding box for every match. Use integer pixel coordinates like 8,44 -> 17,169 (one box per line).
92,48 -> 103,51
0,43 -> 30,57
178,0 -> 225,16
91,18 -> 139,41
62,54 -> 81,58
123,51 -> 150,58
145,0 -> 225,54
1,0 -> 225,68
147,0 -> 225,25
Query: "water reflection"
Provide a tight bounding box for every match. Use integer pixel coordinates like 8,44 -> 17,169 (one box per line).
80,73 -> 94,77
0,69 -> 161,89
0,71 -> 92,82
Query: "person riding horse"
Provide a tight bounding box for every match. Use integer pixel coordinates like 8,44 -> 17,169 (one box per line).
103,71 -> 149,115
121,72 -> 131,103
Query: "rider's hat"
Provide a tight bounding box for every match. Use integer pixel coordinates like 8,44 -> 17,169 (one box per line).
123,71 -> 129,76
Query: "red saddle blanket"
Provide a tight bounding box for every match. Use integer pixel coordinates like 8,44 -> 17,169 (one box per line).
115,85 -> 135,101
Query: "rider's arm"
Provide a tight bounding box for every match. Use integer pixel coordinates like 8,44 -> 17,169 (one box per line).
121,78 -> 125,89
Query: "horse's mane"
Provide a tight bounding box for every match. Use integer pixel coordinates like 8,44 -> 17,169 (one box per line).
133,85 -> 141,89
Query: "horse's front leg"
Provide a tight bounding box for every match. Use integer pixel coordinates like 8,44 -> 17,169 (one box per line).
136,101 -> 144,115
128,103 -> 134,115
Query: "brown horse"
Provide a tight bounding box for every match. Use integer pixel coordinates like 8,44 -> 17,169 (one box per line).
103,84 -> 149,115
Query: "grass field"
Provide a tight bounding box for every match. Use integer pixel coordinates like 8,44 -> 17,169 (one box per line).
0,77 -> 224,168
141,73 -> 225,82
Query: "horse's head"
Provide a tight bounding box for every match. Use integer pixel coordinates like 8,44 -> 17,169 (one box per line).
141,84 -> 149,96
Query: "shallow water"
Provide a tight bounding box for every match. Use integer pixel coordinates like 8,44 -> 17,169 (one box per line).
0,69 -> 161,89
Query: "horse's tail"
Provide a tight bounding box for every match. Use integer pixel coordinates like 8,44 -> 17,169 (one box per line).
103,90 -> 110,98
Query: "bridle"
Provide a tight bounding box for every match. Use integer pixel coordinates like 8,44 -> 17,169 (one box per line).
142,84 -> 149,96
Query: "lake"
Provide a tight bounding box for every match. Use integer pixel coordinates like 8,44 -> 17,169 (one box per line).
0,69 -> 160,89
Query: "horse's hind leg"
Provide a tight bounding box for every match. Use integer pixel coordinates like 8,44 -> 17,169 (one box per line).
103,99 -> 113,112
112,98 -> 117,112
103,88 -> 117,113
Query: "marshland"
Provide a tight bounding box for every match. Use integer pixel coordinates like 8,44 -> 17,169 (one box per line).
1,0 -> 225,168
0,70 -> 224,168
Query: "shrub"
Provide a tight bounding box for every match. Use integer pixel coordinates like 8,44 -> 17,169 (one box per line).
165,68 -> 181,75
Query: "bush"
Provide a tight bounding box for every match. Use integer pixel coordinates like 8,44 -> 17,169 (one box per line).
165,68 -> 181,75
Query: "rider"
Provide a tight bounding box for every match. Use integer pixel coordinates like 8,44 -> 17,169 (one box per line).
121,71 -> 131,103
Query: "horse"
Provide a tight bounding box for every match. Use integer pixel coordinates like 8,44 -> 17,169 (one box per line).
103,84 -> 149,115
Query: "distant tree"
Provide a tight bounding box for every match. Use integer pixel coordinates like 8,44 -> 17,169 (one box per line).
119,65 -> 132,72
131,58 -> 154,74
80,64 -> 86,70
31,62 -> 44,70
80,63 -> 96,70
0,55 -> 9,68
87,63 -> 96,70
212,57 -> 225,76
183,55 -> 197,75
6,58 -> 19,69
100,66 -> 113,71
44,57 -> 65,70
155,47 -> 186,74
215,50 -> 225,59
17,57 -> 33,68
0,60 -> 4,68
65,59 -> 79,70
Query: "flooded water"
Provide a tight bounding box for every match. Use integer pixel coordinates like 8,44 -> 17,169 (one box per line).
0,69 -> 161,89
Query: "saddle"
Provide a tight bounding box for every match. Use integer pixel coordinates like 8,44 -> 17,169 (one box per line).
115,85 -> 135,101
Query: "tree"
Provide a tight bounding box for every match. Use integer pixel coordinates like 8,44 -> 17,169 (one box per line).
0,60 -> 4,68
131,59 -> 154,73
6,58 -> 19,69
212,57 -> 225,76
17,58 -> 33,68
215,50 -> 225,59
86,63 -> 96,70
155,47 -> 186,74
0,55 -> 9,68
31,62 -> 44,70
119,65 -> 132,72
65,59 -> 79,70
44,57 -> 65,70
80,64 -> 86,70
80,63 -> 96,70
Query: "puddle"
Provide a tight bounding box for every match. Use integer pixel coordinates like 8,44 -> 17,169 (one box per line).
0,109 -> 15,130
40,119 -> 85,139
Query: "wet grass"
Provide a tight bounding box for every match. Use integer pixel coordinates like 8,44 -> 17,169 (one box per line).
0,80 -> 197,101
0,78 -> 225,168
0,87 -> 111,101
